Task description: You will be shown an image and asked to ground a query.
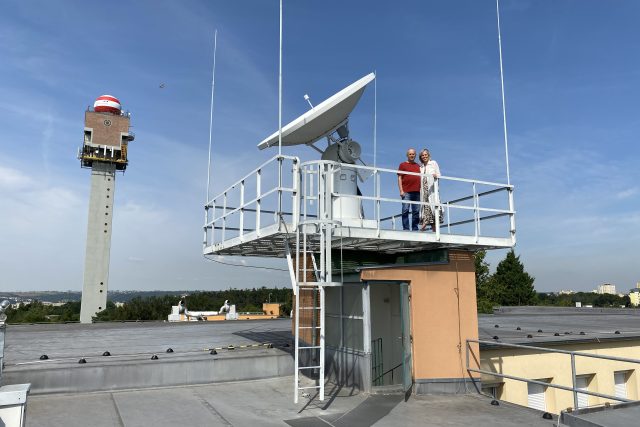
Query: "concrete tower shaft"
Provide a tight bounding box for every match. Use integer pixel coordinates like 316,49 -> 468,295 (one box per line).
79,101 -> 133,323
80,163 -> 116,323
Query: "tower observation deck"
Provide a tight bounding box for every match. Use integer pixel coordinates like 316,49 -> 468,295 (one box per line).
202,74 -> 515,402
78,95 -> 134,323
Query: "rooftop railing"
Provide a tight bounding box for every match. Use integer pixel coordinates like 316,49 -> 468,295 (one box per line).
203,156 -> 515,251
466,339 -> 638,411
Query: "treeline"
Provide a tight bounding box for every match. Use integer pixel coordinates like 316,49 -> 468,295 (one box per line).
536,292 -> 630,308
475,250 -> 632,313
94,287 -> 293,321
6,301 -> 81,323
475,250 -> 536,313
4,287 -> 293,323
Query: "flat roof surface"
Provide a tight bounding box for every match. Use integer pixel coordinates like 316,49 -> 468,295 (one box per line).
4,318 -> 558,426
478,307 -> 640,347
4,318 -> 293,365
26,376 -> 555,427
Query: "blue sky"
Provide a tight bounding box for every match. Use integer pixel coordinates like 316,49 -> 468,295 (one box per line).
0,0 -> 638,293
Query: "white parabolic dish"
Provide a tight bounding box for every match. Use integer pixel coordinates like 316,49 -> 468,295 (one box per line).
257,72 -> 375,150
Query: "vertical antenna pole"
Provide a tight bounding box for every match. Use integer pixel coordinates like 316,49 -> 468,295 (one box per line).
373,70 -> 377,169
496,0 -> 511,185
278,0 -> 283,157
206,30 -> 219,204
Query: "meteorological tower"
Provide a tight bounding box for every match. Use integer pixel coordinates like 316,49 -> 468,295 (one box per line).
78,95 -> 134,323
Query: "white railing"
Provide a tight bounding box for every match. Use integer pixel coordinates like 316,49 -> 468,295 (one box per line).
203,155 -> 300,247
467,339 -> 637,410
203,157 -> 515,250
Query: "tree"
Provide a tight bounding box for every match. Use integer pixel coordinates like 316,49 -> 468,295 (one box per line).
474,250 -> 491,298
474,250 -> 496,313
492,250 -> 536,306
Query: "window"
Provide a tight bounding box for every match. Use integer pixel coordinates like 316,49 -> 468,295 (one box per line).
527,381 -> 547,411
614,371 -> 629,399
576,375 -> 591,408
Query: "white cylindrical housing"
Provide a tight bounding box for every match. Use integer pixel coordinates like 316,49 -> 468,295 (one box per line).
332,166 -> 361,222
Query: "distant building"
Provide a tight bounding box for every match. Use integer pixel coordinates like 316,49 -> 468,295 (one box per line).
41,302 -> 65,307
479,307 -> 640,413
558,290 -> 575,295
597,284 -> 617,295
630,290 -> 640,307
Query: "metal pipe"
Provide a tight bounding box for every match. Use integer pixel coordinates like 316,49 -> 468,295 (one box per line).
571,353 -> 579,409
467,366 -> 631,403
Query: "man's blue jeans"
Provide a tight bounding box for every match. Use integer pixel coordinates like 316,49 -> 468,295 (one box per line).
402,191 -> 420,231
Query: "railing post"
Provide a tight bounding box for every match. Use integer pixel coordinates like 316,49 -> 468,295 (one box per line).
508,187 -> 516,245
472,182 -> 479,242
376,169 -> 381,233
222,192 -> 227,242
203,206 -> 209,248
211,199 -> 216,245
571,353 -> 579,410
256,169 -> 261,236
292,159 -> 300,230
278,156 -> 283,216
435,178 -> 440,241
466,339 -> 470,372
239,180 -> 245,239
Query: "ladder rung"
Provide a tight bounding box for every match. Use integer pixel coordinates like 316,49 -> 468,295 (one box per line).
298,386 -> 321,390
298,326 -> 321,329
298,366 -> 321,370
299,346 -> 321,349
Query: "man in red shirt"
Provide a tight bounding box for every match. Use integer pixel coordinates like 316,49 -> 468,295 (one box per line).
397,148 -> 421,230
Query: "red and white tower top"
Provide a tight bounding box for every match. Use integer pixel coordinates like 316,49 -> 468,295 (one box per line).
93,95 -> 121,115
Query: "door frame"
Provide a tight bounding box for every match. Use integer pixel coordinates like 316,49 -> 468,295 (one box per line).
364,280 -> 413,394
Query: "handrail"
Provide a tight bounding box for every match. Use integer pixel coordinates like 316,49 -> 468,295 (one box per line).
466,339 -> 638,409
207,155 -> 299,207
447,187 -> 509,205
299,159 -> 514,188
204,157 -> 515,251
372,362 -> 403,386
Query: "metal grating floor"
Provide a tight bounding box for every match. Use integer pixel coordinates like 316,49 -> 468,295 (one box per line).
204,223 -> 513,257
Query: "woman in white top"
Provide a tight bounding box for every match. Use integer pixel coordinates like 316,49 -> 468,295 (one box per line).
418,149 -> 442,231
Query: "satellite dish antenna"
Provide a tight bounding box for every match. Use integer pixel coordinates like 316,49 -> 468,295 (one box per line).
257,73 -> 375,153
258,73 -> 376,226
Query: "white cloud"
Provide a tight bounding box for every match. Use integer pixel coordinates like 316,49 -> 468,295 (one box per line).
616,188 -> 637,200
0,165 -> 34,190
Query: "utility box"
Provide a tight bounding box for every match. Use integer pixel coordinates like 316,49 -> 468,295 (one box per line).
0,301 -> 30,427
0,384 -> 30,427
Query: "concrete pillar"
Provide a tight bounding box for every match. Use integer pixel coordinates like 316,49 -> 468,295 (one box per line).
80,162 -> 116,323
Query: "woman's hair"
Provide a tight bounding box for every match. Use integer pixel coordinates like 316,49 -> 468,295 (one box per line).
419,149 -> 430,159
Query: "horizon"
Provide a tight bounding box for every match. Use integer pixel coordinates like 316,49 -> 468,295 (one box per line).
1,0 -> 638,293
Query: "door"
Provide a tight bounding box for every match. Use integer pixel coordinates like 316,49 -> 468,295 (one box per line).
400,283 -> 412,393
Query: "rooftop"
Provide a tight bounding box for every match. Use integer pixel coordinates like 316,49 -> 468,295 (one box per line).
3,319 -> 557,426
478,306 -> 640,347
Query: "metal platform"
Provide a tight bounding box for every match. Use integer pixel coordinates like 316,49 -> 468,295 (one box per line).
205,222 -> 514,257
203,156 -> 516,258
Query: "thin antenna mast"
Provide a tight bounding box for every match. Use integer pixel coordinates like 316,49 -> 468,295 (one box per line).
206,30 -> 219,204
373,70 -> 377,169
496,0 -> 511,185
278,0 -> 283,156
